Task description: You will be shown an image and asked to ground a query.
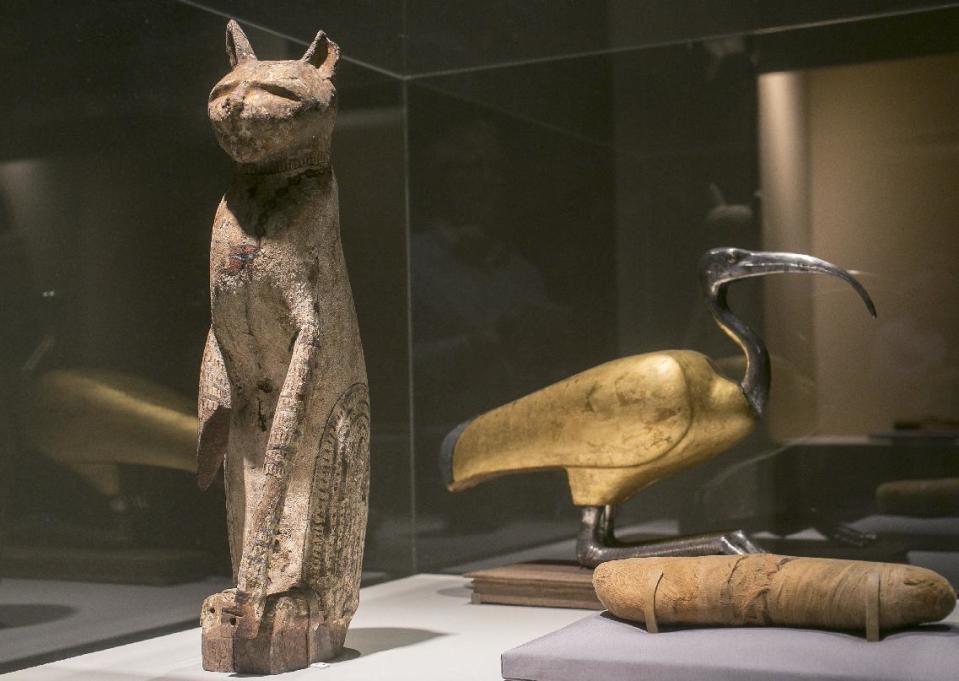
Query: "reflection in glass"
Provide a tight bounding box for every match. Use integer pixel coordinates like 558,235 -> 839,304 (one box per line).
694,50 -> 959,559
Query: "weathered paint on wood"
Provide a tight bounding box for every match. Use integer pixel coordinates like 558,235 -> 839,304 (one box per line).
198,20 -> 369,674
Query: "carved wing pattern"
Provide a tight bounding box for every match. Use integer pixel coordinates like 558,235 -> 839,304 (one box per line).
305,383 -> 370,622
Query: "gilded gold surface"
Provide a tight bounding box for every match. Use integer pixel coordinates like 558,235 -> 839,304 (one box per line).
449,350 -> 756,506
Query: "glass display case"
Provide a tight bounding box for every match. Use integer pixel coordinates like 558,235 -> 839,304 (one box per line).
1,1 -> 957,675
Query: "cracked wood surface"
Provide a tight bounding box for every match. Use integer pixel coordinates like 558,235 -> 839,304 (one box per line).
197,21 -> 369,674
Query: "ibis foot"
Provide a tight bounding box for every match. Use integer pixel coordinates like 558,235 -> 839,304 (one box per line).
576,505 -> 763,568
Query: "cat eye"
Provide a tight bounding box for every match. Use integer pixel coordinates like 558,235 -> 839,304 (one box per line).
209,81 -> 301,102
259,83 -> 301,101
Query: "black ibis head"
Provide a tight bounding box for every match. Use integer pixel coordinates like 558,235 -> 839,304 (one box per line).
700,247 -> 876,316
699,247 -> 877,417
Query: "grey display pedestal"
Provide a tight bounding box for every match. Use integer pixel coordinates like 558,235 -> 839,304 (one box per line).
503,606 -> 959,681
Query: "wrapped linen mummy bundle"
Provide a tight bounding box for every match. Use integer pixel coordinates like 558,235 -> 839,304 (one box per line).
593,554 -> 955,636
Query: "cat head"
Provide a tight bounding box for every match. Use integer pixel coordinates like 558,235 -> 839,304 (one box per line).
208,21 -> 340,166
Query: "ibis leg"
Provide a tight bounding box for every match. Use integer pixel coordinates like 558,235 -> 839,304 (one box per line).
576,505 -> 762,568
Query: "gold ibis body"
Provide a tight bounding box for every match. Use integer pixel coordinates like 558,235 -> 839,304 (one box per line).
448,350 -> 755,507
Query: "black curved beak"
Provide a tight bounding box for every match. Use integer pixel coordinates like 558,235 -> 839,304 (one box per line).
727,251 -> 877,318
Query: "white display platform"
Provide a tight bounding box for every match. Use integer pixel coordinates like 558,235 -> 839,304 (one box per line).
3,575 -> 593,680
0,576 -> 232,671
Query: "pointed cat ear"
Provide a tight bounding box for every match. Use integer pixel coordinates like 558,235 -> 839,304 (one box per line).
225,20 -> 257,69
302,31 -> 340,76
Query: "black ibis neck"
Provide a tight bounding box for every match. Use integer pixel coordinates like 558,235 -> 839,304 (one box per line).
706,285 -> 769,417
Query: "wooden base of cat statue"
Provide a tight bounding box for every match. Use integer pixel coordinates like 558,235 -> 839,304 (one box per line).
197,21 -> 370,675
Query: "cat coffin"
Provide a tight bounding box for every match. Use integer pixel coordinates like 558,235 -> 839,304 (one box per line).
197,21 -> 370,675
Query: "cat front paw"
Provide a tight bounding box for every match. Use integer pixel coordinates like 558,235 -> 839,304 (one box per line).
202,588 -> 260,639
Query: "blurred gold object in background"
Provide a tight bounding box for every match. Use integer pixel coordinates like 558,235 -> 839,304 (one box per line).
26,369 -> 197,496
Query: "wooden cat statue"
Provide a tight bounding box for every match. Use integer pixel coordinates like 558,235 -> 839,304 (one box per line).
197,20 -> 370,674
